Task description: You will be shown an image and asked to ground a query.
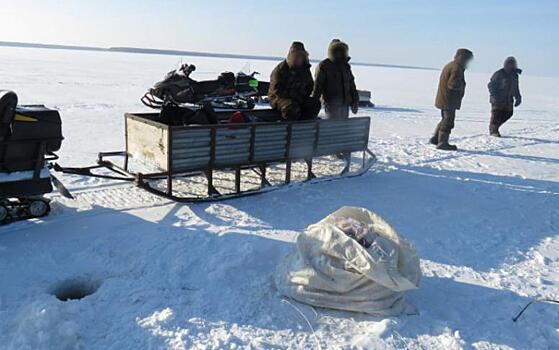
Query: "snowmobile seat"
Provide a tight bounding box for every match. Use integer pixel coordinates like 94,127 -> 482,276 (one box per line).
0,90 -> 18,142
192,80 -> 224,98
1,103 -> 63,172
192,79 -> 236,100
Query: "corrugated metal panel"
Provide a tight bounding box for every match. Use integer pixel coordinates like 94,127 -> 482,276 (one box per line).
214,139 -> 249,147
215,146 -> 250,157
171,129 -> 212,171
255,134 -> 286,142
320,119 -> 369,128
215,153 -> 251,166
317,142 -> 367,156
173,147 -> 211,158
173,129 -> 211,139
165,117 -> 370,171
290,123 -> 315,157
216,128 -> 251,138
318,133 -> 367,145
215,128 -> 251,166
172,156 -> 211,172
319,125 -> 368,135
172,139 -> 210,148
252,125 -> 288,162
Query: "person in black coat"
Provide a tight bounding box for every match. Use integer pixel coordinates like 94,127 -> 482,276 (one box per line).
488,57 -> 522,137
312,39 -> 360,120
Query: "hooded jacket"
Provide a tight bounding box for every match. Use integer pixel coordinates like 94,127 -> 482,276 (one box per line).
268,42 -> 314,106
488,57 -> 522,110
312,39 -> 359,107
435,49 -> 473,110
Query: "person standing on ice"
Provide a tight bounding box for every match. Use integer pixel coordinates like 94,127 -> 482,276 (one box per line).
268,42 -> 321,121
430,48 -> 474,151
312,39 -> 360,120
488,56 -> 522,137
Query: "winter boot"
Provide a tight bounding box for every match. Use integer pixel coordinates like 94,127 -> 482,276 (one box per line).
489,125 -> 501,137
436,131 -> 458,151
429,125 -> 440,145
429,134 -> 439,145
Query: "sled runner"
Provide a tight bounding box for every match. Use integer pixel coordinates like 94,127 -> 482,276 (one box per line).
58,110 -> 376,202
0,91 -> 71,224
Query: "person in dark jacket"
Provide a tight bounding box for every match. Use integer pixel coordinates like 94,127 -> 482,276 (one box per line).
312,39 -> 360,119
268,42 -> 321,121
430,48 -> 474,151
488,57 -> 522,137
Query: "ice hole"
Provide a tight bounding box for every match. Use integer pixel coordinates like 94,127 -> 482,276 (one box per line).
51,277 -> 101,301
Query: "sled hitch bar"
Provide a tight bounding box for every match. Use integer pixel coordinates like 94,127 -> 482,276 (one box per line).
53,151 -> 136,182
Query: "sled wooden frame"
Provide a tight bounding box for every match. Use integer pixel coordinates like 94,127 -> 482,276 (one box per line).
85,113 -> 376,202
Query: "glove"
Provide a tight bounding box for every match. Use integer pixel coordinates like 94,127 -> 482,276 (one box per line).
514,96 -> 522,107
351,103 -> 359,114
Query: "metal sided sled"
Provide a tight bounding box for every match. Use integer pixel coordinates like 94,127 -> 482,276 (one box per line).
0,90 -> 70,225
57,109 -> 376,203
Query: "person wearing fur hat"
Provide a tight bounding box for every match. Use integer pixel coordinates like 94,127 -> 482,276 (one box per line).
268,42 -> 321,121
431,48 -> 474,151
488,57 -> 522,137
312,39 -> 360,120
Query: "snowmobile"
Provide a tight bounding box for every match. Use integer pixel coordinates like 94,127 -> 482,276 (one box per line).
235,71 -> 270,101
141,63 -> 269,111
0,90 -> 70,225
357,90 -> 375,108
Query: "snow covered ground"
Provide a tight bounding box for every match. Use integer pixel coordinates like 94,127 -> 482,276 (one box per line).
1,47 -> 558,349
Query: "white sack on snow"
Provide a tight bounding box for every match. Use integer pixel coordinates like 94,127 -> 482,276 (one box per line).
275,207 -> 421,316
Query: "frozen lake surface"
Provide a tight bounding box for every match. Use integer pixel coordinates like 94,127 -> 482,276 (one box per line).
0,47 -> 558,349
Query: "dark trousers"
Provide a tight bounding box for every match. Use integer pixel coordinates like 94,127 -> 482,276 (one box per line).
273,96 -> 321,121
490,109 -> 513,131
437,109 -> 456,134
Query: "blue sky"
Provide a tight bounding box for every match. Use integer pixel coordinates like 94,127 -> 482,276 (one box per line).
1,0 -> 557,76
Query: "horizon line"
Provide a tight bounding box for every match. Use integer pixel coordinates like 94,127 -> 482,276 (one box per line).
0,40 -> 437,71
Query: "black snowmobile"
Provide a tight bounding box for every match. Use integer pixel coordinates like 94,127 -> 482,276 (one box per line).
141,63 -> 270,111
0,90 -> 70,225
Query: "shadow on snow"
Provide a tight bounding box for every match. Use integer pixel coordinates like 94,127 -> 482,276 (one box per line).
1,158 -> 558,348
